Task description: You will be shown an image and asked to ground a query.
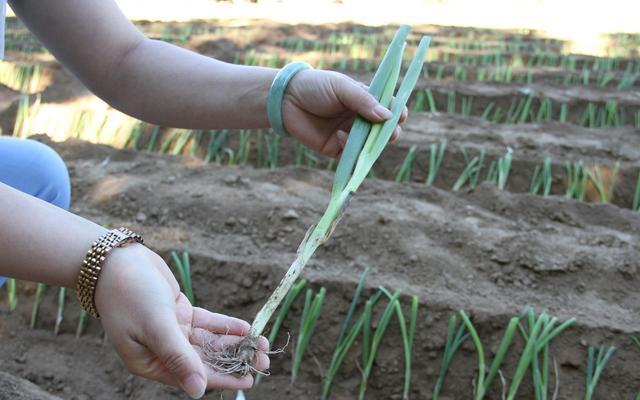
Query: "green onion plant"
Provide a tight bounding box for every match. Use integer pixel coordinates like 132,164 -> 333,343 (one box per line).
30,282 -> 46,328
426,140 -> 447,186
585,162 -> 620,203
171,251 -> 195,306
432,315 -> 468,400
205,130 -> 229,163
506,309 -> 574,400
322,268 -> 370,399
6,278 -> 17,312
205,26 -> 431,376
565,161 -> 588,200
171,130 -> 192,155
584,345 -> 616,400
530,157 -> 552,197
159,129 -> 179,153
291,287 -> 325,383
395,145 -> 418,183
380,288 -> 418,400
146,125 -> 161,152
255,279 -> 306,386
54,287 -> 66,336
76,309 -> 88,338
452,147 -> 485,191
460,310 -> 519,400
360,290 -> 401,400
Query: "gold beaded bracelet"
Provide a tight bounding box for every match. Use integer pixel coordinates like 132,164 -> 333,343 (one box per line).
76,227 -> 143,318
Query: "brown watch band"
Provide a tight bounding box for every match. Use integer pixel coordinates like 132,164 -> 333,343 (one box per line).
76,227 -> 143,318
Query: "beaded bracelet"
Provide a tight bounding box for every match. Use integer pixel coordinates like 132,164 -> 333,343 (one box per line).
267,61 -> 312,137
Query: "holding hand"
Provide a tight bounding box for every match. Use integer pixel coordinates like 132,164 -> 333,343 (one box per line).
94,244 -> 269,398
282,69 -> 408,158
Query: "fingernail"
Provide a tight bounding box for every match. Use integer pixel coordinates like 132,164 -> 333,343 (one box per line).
182,373 -> 205,399
373,104 -> 392,119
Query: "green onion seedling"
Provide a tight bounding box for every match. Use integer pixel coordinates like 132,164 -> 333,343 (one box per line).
460,310 -> 519,400
322,268 -> 370,399
291,287 -> 325,383
585,162 -> 620,203
559,103 -> 568,123
536,99 -> 552,122
30,282 -> 46,328
506,310 -> 574,400
489,148 -> 514,191
481,102 -> 495,120
565,160 -> 588,200
379,288 -> 418,400
54,287 -> 66,336
432,315 -> 468,400
205,130 -> 229,163
447,90 -> 456,114
76,309 -> 88,338
13,94 -> 30,138
360,290 -> 401,400
6,278 -> 17,312
235,130 -> 252,166
530,157 -> 552,197
203,26 -> 430,377
395,145 -> 417,183
125,122 -> 145,151
171,251 -> 195,306
631,335 -> 640,349
190,129 -> 203,157
584,345 -> 616,400
425,89 -> 437,112
412,91 -> 426,112
426,140 -> 447,186
146,126 -> 161,152
172,130 -> 192,155
255,279 -> 306,386
159,129 -> 179,154
461,96 -> 474,117
453,146 -> 484,191
517,308 -> 555,400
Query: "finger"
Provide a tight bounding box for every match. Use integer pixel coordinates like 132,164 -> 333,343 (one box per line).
333,77 -> 392,123
390,125 -> 402,143
389,97 -> 408,125
192,307 -> 250,336
319,134 -> 342,158
204,370 -> 254,391
400,105 -> 408,124
145,316 -> 207,399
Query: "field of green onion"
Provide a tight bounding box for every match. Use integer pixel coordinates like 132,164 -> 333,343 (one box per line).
1,18 -> 639,400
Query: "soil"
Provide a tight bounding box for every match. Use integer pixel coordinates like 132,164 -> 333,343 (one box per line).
1,18 -> 639,400
1,137 -> 639,399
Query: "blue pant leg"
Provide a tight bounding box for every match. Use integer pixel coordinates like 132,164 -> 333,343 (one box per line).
0,137 -> 71,286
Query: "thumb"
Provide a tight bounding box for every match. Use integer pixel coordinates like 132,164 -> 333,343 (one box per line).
333,77 -> 393,122
147,316 -> 206,399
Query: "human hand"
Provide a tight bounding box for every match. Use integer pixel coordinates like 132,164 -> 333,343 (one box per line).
282,69 -> 408,158
94,243 -> 269,398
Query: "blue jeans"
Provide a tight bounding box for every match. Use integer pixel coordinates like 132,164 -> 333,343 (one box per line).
0,137 -> 71,286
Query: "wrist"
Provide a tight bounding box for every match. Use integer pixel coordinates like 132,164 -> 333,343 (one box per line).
267,62 -> 312,136
76,228 -> 143,317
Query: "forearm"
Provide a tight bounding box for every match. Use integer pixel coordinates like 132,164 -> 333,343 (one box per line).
101,39 -> 277,129
0,182 -> 106,288
9,0 -> 277,130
